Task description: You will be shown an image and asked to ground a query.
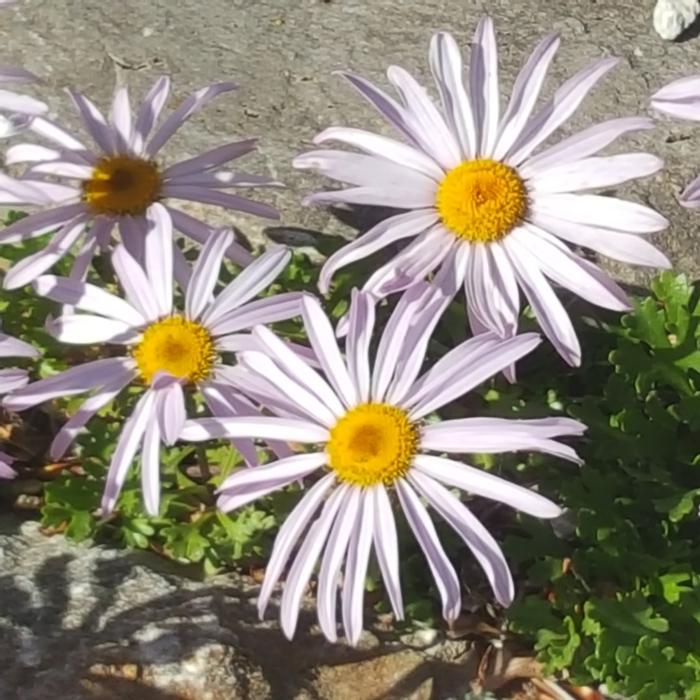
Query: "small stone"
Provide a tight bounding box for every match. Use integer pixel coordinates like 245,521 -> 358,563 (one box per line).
653,0 -> 700,40
400,627 -> 439,648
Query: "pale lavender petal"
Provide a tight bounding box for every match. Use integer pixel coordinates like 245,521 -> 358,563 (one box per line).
165,139 -> 259,179
396,478 -> 461,621
172,243 -> 192,290
294,149 -> 438,191
317,486 -> 360,642
311,126 -> 444,180
213,364 -> 313,421
251,325 -> 344,417
132,76 -> 170,154
185,228 -> 232,320
112,244 -> 161,322
414,454 -> 563,518
0,452 -> 15,479
301,295 -> 357,408
208,293 -> 304,336
318,209 -> 438,295
0,173 -> 53,206
0,65 -> 39,83
339,71 -> 420,145
0,333 -> 39,358
529,211 -> 671,268
528,153 -> 663,194
101,389 -> 156,515
516,226 -> 631,311
166,206 -> 254,266
181,416 -> 328,443
204,246 -> 291,327
4,357 -> 133,411
6,143 -> 67,165
464,243 -> 520,338
386,65 -> 462,169
420,415 -> 584,464
141,420 -> 161,516
371,282 -> 437,402
257,473 -> 336,619
143,203 -> 174,316
29,116 -> 88,152
152,375 -> 186,445
217,452 -> 327,512
409,470 -> 514,607
3,216 -> 87,289
470,16 -> 499,156
146,82 -> 237,156
0,90 -> 46,115
0,368 -> 29,394
33,275 -> 144,326
506,57 -> 619,166
680,172 -> 700,208
386,285 -> 455,406
50,371 -> 133,459
362,225 -> 454,300
502,234 -> 581,366
651,75 -> 700,121
238,350 -> 337,427
372,485 -> 404,619
0,203 -> 87,245
109,87 -> 132,151
406,333 -> 541,420
429,31 -> 477,159
27,161 -> 93,179
341,489 -> 374,645
304,184 -> 435,210
167,170 -> 282,189
346,290 -> 374,403
67,89 -> 116,155
493,34 -> 560,160
46,314 -> 138,345
280,484 -> 345,640
520,116 -> 655,178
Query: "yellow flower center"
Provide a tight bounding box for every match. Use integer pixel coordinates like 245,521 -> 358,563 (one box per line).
326,403 -> 418,487
82,155 -> 162,216
133,316 -> 216,385
436,158 -> 527,242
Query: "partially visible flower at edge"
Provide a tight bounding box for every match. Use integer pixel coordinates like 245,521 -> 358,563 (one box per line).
294,17 -> 670,366
0,76 -> 280,289
2,216 -> 303,513
651,75 -> 700,207
0,329 -> 41,477
180,287 -> 586,645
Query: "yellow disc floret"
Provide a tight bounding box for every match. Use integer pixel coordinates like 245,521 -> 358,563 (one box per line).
436,158 -> 527,243
327,403 -> 419,487
133,316 -> 216,385
82,155 -> 162,216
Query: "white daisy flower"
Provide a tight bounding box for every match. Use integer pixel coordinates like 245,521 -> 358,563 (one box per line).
0,77 -> 279,289
294,18 -> 670,366
180,288 -> 585,644
0,329 -> 40,478
3,220 -> 303,514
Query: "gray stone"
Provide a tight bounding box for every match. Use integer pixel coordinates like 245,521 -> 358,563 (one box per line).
0,0 -> 698,285
0,519 -> 474,699
654,0 -> 700,40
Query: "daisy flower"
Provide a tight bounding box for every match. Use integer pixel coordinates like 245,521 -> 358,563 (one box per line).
0,76 -> 279,289
3,218 -> 303,514
0,329 -> 40,478
294,18 -> 670,366
179,289 -> 585,644
651,75 -> 700,207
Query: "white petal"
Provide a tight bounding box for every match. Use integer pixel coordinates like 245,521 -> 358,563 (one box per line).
414,454 -> 563,518
180,416 -> 329,444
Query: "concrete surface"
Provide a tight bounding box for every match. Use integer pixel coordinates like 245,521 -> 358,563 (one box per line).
0,0 -> 699,284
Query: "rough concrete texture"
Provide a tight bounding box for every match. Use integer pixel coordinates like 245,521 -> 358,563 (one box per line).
0,520 -> 475,700
0,0 -> 698,285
